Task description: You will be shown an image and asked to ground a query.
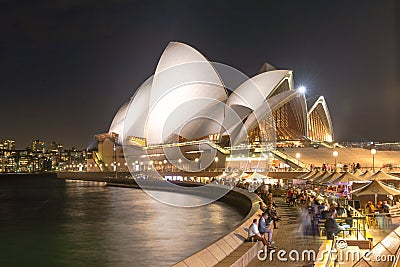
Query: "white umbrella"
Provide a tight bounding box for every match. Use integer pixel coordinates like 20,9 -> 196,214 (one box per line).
225,172 -> 239,179
353,169 -> 364,176
359,170 -> 374,180
311,171 -> 331,184
295,170 -> 315,180
245,172 -> 267,183
332,172 -> 369,184
320,171 -> 342,184
332,171 -> 369,199
245,177 -> 264,183
215,171 -> 229,179
368,170 -> 400,181
247,172 -> 267,180
306,170 -> 324,182
351,180 -> 400,206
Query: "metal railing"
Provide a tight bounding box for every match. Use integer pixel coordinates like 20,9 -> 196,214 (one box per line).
272,149 -> 310,170
144,140 -> 230,155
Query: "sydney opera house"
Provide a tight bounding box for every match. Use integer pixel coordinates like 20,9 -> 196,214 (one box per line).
88,42 -> 334,174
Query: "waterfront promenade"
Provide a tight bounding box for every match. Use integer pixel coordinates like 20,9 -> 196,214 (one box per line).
248,199 -> 323,267
248,200 -> 399,267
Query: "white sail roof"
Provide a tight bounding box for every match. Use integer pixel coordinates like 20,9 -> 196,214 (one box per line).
227,70 -> 293,111
109,101 -> 129,143
146,42 -> 227,145
307,96 -> 334,141
122,76 -> 153,141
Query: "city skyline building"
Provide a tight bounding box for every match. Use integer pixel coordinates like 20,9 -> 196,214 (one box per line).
0,138 -> 87,173
0,139 -> 16,150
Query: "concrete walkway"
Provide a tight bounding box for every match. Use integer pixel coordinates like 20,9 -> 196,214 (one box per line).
248,200 -> 400,267
248,200 -> 324,267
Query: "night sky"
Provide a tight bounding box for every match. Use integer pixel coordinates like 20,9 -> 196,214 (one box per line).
1,0 -> 398,149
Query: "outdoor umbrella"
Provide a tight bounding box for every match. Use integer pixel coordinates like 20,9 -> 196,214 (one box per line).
367,170 -> 400,181
215,171 -> 229,179
332,171 -> 369,198
245,176 -> 264,183
305,170 -> 323,182
351,180 -> 400,206
246,172 -> 267,180
310,171 -> 331,184
359,170 -> 374,180
353,169 -> 364,176
320,171 -> 342,184
224,172 -> 240,182
295,170 -> 315,180
225,172 -> 239,179
332,172 -> 369,184
238,172 -> 250,180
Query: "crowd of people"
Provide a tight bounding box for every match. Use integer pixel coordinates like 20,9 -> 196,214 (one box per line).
310,162 -> 362,172
364,200 -> 393,228
244,176 -> 396,249
285,185 -> 357,240
283,186 -> 347,238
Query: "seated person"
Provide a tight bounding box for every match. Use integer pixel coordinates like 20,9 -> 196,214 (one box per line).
382,201 -> 390,214
325,210 -> 344,240
365,201 -> 375,214
344,209 -> 353,227
380,201 -> 391,227
338,209 -> 353,235
336,206 -> 345,217
321,210 -> 329,219
248,218 -> 269,247
259,202 -> 267,213
265,203 -> 280,229
258,213 -> 274,245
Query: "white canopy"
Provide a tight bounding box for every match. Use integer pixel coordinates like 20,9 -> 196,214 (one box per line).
368,170 -> 400,181
247,172 -> 268,180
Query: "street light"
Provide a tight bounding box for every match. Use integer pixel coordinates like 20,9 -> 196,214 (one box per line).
214,156 -> 219,171
333,151 -> 338,171
163,159 -> 167,171
113,143 -> 117,176
178,158 -> 182,171
295,152 -> 301,169
195,158 -> 199,171
371,148 -> 377,172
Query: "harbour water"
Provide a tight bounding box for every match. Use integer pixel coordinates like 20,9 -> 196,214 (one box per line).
0,175 -> 244,266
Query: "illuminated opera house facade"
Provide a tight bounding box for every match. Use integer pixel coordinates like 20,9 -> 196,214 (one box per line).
88,42 -> 334,173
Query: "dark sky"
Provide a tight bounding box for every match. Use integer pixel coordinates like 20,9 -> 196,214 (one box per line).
1,0 -> 399,149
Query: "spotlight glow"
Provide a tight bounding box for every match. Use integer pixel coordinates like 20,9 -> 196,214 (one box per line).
298,86 -> 306,94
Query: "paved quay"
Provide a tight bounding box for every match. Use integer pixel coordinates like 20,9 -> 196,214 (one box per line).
248,199 -> 324,267
247,200 -> 400,267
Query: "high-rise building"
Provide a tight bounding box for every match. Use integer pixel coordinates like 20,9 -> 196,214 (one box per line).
32,140 -> 46,153
49,141 -> 63,152
1,139 -> 16,150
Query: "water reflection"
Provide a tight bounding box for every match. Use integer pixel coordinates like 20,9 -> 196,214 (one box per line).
0,176 -> 244,266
